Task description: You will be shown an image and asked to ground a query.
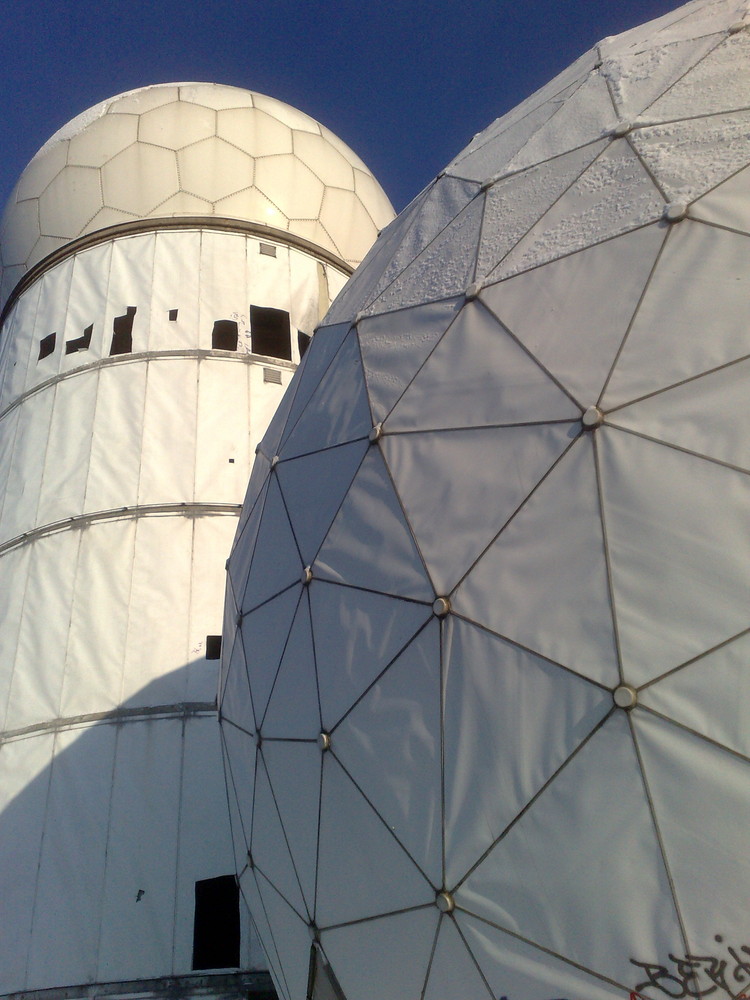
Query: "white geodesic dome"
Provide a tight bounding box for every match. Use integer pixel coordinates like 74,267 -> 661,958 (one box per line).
0,82 -> 394,307
220,1 -> 750,998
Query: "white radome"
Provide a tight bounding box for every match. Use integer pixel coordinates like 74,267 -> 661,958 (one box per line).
0,81 -> 394,999
221,2 -> 750,1000
0,82 -> 394,308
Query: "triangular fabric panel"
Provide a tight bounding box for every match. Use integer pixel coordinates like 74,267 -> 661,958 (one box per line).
602,34 -> 722,121
255,874 -> 314,1000
422,916 -> 494,1000
442,617 -> 611,887
257,351 -> 309,462
234,449 -> 270,538
277,321 -> 352,453
251,754 -> 309,920
597,427 -> 750,683
481,223 -> 667,408
602,221 -> 750,409
239,869 -> 291,1000
366,177 -> 482,303
646,31 -> 750,121
219,626 -> 256,731
446,81 -> 586,183
381,424 -> 576,596
490,141 -> 664,282
458,711 -> 686,989
221,723 -> 257,871
632,710 -> 750,960
333,620 -> 442,885
280,330 -> 372,460
608,355 -> 750,472
223,562 -> 241,640
276,440 -> 368,565
450,46 -> 601,175
385,299 -> 579,432
323,188 -> 433,326
639,630 -> 750,759
457,911 -> 628,1000
309,580 -> 432,730
261,741 -> 321,915
601,0 -> 741,54
475,140 -> 606,281
261,590 -> 321,738
630,109 -> 750,203
239,586 -> 302,728
308,946 -> 347,1000
454,435 -> 620,686
228,473 -> 271,603
220,573 -> 241,703
366,195 -> 485,315
320,908 -> 439,1000
506,73 -> 618,174
356,298 -> 463,423
241,475 -> 301,612
690,161 -> 750,234
314,447 -> 435,601
315,754 -> 432,927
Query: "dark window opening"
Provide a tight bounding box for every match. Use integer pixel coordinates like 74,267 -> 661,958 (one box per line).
38,333 -> 56,360
192,875 -> 240,970
212,320 -> 238,352
66,324 -> 93,355
206,635 -> 222,660
250,305 -> 291,361
110,306 -> 136,356
168,308 -> 178,321
298,331 -> 312,360
259,242 -> 277,258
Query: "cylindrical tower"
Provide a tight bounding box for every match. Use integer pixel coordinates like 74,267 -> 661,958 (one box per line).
0,82 -> 394,1000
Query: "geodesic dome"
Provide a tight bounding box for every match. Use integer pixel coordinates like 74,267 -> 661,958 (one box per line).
220,1 -> 750,998
0,82 -> 394,307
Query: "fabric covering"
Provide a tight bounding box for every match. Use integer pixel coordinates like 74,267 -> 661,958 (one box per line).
0,224 -> 352,992
0,83 -> 394,308
221,2 -> 750,998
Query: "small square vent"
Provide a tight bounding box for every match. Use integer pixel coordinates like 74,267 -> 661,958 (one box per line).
259,242 -> 277,257
263,367 -> 282,385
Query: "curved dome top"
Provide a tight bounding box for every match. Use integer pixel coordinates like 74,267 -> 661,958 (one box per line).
0,82 -> 395,307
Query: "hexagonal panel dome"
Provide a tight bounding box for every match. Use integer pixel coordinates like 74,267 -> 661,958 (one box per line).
0,82 -> 395,308
220,2 -> 750,999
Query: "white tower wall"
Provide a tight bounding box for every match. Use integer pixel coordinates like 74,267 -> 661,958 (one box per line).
0,82 -> 393,1000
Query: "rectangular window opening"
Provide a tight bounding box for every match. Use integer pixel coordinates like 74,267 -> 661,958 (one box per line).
206,635 -> 222,660
259,242 -> 277,258
298,331 -> 312,360
110,306 -> 136,356
192,874 -> 240,970
168,308 -> 178,321
250,305 -> 291,361
212,320 -> 239,352
65,324 -> 93,355
38,332 -> 56,360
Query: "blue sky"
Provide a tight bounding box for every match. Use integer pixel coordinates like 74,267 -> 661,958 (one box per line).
2,0 -> 679,214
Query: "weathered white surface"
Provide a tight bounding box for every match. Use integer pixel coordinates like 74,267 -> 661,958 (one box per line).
222,3 -> 750,1000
